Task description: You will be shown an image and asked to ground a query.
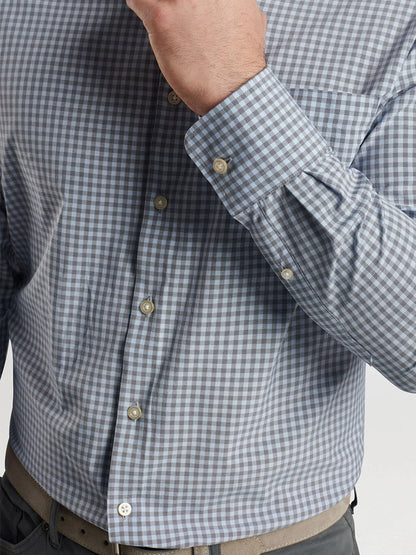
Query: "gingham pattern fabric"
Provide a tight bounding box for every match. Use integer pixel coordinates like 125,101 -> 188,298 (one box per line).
0,0 -> 415,549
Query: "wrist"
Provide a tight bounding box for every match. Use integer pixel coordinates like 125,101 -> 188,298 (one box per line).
197,61 -> 267,116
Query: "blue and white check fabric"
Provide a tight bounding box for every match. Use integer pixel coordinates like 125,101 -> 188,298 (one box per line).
0,0 -> 415,549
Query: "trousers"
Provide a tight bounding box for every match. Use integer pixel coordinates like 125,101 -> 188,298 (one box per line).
0,473 -> 360,555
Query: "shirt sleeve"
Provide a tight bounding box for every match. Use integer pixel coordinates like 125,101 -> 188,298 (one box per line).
0,179 -> 16,376
184,45 -> 416,393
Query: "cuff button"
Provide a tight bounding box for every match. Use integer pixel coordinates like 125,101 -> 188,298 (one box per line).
213,158 -> 228,174
281,268 -> 294,280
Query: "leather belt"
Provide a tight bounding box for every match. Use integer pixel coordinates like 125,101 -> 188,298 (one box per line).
5,442 -> 351,555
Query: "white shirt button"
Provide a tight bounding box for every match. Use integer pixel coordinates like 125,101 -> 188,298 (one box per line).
281,268 -> 294,280
140,300 -> 155,314
213,158 -> 228,174
127,405 -> 142,420
117,502 -> 132,517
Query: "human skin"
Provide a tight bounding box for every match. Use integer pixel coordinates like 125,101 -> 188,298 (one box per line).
125,0 -> 268,116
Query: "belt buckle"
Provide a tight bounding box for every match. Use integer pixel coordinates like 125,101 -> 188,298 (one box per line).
112,543 -> 120,555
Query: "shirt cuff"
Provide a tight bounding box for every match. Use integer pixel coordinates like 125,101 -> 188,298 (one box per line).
184,66 -> 332,219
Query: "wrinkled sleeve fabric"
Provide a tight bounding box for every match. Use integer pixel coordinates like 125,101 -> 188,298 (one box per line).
0,179 -> 15,377
184,48 -> 416,392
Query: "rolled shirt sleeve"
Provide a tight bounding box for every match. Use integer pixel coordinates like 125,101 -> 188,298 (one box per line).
184,62 -> 416,392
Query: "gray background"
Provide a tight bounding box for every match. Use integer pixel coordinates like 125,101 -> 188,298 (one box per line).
1,345 -> 415,554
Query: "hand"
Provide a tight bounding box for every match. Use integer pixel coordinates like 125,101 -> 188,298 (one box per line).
126,0 -> 268,116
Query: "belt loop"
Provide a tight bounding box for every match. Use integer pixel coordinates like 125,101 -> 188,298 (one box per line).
113,543 -> 120,555
48,499 -> 63,549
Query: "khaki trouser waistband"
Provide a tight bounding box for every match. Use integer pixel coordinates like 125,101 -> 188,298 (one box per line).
5,441 -> 351,555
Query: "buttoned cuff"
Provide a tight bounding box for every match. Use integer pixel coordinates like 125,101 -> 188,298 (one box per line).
184,66 -> 331,219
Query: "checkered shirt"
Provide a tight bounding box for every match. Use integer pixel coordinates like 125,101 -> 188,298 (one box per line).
0,0 -> 415,549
